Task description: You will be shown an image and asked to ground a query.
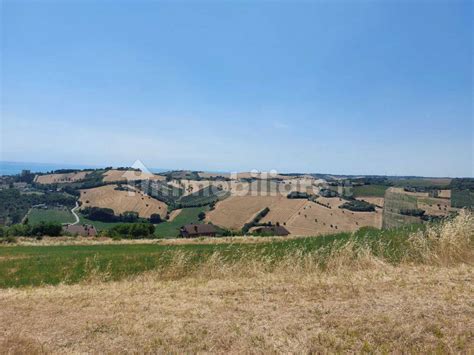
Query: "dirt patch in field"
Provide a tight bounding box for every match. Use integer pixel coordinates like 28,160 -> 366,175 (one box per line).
79,184 -> 167,218
34,171 -> 90,184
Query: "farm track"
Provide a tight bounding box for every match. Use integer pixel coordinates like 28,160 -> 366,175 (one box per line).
70,202 -> 80,225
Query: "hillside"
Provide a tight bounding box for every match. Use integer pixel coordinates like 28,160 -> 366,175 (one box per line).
79,184 -> 167,218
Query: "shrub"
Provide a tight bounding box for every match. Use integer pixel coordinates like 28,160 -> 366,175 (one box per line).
109,223 -> 155,239
400,208 -> 425,217
82,207 -> 117,222
340,200 -> 376,212
30,222 -> 63,236
242,207 -> 270,234
150,213 -> 163,224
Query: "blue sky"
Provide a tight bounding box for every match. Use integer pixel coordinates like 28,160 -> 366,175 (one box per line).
1,0 -> 472,177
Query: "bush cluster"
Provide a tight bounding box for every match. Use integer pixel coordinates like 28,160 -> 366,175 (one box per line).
1,222 -> 63,237
242,207 -> 270,234
105,223 -> 156,239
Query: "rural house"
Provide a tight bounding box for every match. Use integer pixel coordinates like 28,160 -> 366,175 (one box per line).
253,225 -> 290,236
63,224 -> 98,237
180,224 -> 218,238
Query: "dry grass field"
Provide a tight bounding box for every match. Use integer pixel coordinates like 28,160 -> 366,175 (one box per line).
1,212 -> 473,353
356,196 -> 384,207
198,171 -> 287,180
168,179 -> 231,196
102,169 -> 165,183
34,171 -> 90,184
79,184 -> 167,218
206,196 -> 283,230
276,198 -> 382,236
437,189 -> 452,199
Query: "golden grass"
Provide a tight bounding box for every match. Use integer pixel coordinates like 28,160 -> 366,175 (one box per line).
79,184 -> 167,218
1,211 -> 473,353
34,171 -> 90,184
102,169 -> 165,182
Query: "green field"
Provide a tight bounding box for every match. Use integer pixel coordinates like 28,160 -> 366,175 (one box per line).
352,184 -> 388,197
154,206 -> 209,237
0,224 -> 425,288
27,208 -> 75,224
451,189 -> 474,208
78,214 -> 124,230
390,178 -> 451,188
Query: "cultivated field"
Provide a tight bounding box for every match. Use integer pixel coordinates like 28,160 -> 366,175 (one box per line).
198,171 -> 287,180
206,196 -> 283,230
207,195 -> 381,235
34,171 -> 90,184
437,189 -> 451,199
27,207 -> 75,224
102,169 -> 165,183
383,188 -> 455,229
79,184 -> 167,218
1,212 -> 472,353
273,198 -> 382,236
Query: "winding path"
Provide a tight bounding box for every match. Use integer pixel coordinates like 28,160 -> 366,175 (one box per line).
70,202 -> 80,225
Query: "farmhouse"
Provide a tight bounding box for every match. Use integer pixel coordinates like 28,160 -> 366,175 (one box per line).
180,224 -> 218,238
63,224 -> 97,237
253,225 -> 290,236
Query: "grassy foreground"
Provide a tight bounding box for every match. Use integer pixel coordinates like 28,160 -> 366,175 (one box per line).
0,224 -> 425,288
0,212 -> 472,288
0,211 -> 473,353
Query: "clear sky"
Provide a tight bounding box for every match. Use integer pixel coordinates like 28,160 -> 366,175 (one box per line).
1,0 -> 472,177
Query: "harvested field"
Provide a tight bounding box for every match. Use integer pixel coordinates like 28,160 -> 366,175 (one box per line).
206,196 -> 284,230
168,179 -> 231,196
417,197 -> 453,216
437,189 -> 451,199
34,171 -> 90,184
102,169 -> 165,183
207,195 -> 381,235
280,198 -> 382,236
199,171 -> 288,180
79,184 -> 167,218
